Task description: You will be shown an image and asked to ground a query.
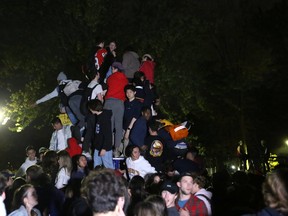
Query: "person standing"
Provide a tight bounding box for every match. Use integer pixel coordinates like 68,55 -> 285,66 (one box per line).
49,117 -> 72,151
161,181 -> 180,216
176,172 -> 208,216
87,99 -> 114,169
104,62 -> 128,157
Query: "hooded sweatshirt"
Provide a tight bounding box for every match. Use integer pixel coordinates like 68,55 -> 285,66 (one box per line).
126,155 -> 156,179
195,188 -> 212,215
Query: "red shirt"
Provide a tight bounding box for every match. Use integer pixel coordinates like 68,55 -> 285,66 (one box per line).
105,72 -> 128,101
176,194 -> 208,216
139,61 -> 156,84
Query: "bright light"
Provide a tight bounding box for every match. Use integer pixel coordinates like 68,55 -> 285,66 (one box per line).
0,109 -> 4,121
285,139 -> 288,146
2,117 -> 9,125
231,165 -> 236,170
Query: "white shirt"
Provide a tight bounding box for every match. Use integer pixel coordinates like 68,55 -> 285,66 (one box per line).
0,196 -> 6,216
55,167 -> 70,189
126,156 -> 156,179
88,80 -> 103,100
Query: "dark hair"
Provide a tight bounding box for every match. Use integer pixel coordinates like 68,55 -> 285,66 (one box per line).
124,84 -> 136,92
51,117 -> 62,125
141,106 -> 152,114
148,120 -> 160,132
134,195 -> 167,216
0,174 -> 6,195
87,99 -> 103,112
125,145 -> 140,158
25,145 -> 35,152
82,169 -> 127,214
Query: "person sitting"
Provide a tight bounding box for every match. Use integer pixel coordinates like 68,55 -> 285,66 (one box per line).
70,154 -> 89,180
8,184 -> 41,216
125,145 -> 156,180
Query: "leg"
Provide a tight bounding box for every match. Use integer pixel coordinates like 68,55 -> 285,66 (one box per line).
101,150 -> 114,169
68,94 -> 86,128
93,149 -> 102,168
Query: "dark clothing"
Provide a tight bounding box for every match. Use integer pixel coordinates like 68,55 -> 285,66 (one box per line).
144,135 -> 166,172
83,109 -> 113,151
167,207 -> 180,216
173,158 -> 201,174
129,116 -> 148,147
123,99 -> 142,130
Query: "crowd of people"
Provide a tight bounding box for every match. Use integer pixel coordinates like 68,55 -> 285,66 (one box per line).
0,41 -> 288,216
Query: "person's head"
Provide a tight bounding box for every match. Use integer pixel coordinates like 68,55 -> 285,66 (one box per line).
148,120 -> 160,135
87,69 -> 100,81
82,169 -> 126,215
38,147 -> 48,162
127,145 -> 141,161
177,172 -> 197,196
26,165 -> 44,183
141,106 -> 152,121
109,41 -> 117,52
125,84 -> 137,101
134,195 -> 167,216
133,71 -> 145,85
1,170 -> 14,187
191,175 -> 206,194
161,181 -> 178,208
111,62 -> 124,73
25,146 -> 36,161
88,99 -> 103,114
76,154 -> 88,169
57,71 -> 67,82
142,54 -> 153,62
42,150 -> 58,167
51,117 -> 63,131
0,174 -> 7,198
12,184 -> 38,211
262,168 -> 288,214
57,150 -> 72,172
128,175 -> 146,198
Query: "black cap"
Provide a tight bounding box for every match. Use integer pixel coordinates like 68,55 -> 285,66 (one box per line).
161,181 -> 179,194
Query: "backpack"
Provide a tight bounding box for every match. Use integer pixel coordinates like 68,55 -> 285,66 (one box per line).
63,80 -> 82,96
80,83 -> 100,115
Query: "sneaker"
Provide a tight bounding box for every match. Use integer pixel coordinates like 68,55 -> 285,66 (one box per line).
82,151 -> 92,160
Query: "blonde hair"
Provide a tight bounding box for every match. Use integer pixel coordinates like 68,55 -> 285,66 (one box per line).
262,168 -> 288,214
57,150 -> 72,174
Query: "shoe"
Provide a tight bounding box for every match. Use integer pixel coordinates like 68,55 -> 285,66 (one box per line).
82,151 -> 92,160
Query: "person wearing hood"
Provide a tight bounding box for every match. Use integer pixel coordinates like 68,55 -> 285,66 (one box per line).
15,146 -> 38,177
191,174 -> 212,216
125,145 -> 156,180
122,46 -> 140,82
139,54 -> 156,84
34,71 -> 85,129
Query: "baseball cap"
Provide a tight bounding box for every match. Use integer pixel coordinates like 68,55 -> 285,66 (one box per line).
161,181 -> 178,194
111,62 -> 124,71
1,170 -> 15,179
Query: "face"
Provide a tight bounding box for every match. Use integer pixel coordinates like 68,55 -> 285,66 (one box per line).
131,147 -> 140,161
109,42 -> 116,51
126,89 -> 136,100
143,110 -> 151,121
177,176 -> 193,195
78,156 -> 87,168
27,149 -> 36,161
161,190 -> 177,208
24,187 -> 38,208
52,122 -> 62,131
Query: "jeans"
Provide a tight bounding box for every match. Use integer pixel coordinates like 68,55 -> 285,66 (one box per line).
93,149 -> 114,169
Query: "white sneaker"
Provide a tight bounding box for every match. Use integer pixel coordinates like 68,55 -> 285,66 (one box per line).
82,151 -> 92,160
